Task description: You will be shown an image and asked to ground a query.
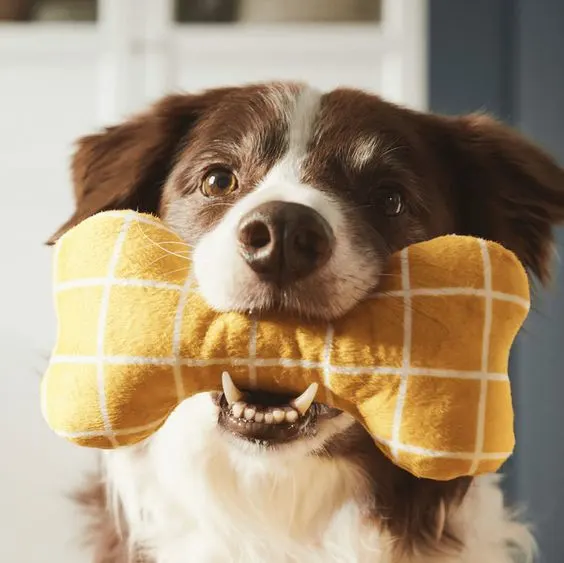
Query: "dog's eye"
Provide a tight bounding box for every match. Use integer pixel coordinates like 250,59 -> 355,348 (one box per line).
201,168 -> 238,197
380,191 -> 405,217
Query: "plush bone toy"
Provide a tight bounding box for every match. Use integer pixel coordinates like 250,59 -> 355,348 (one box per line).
41,210 -> 530,481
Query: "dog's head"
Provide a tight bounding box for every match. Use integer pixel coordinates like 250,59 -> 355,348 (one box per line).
52,82 -> 564,550
52,82 -> 564,293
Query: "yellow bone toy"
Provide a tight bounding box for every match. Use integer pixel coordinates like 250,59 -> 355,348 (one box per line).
41,210 -> 530,481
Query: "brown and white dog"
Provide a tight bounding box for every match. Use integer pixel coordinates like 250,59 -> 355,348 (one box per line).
51,82 -> 564,563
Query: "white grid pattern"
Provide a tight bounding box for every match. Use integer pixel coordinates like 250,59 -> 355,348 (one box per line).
94,213 -> 134,447
377,436 -> 512,462
322,324 -> 335,406
390,248 -> 412,459
52,210 -> 192,447
469,240 -> 494,473
57,279 -> 529,312
247,319 -> 259,389
56,415 -> 169,440
171,271 -> 194,401
103,210 -> 178,233
49,214 -> 526,469
50,355 -> 511,381
372,287 -> 529,310
56,278 -> 184,292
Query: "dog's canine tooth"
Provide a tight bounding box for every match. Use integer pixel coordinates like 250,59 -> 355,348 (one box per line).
231,402 -> 246,418
254,411 -> 265,423
244,407 -> 256,420
222,371 -> 244,405
290,383 -> 318,415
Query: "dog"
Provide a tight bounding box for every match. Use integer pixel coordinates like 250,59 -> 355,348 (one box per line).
50,82 -> 564,563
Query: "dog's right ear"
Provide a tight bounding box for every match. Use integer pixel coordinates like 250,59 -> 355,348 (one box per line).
47,89 -> 232,244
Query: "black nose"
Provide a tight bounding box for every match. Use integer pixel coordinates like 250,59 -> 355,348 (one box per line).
237,201 -> 334,284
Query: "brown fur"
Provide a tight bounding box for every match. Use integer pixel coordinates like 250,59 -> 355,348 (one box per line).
74,476 -> 143,563
323,422 -> 470,556
429,111 -> 564,282
48,88 -> 235,244
52,83 -> 564,561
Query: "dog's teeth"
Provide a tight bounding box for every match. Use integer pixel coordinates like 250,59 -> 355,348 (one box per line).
222,371 -> 244,405
254,411 -> 264,423
290,383 -> 319,416
264,412 -> 274,424
285,408 -> 299,423
272,409 -> 285,423
244,407 -> 256,420
231,402 -> 246,418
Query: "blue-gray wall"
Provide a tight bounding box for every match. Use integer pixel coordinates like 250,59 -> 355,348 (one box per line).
429,2 -> 564,561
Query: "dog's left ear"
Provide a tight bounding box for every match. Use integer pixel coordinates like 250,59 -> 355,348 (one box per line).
47,88 -> 234,244
429,113 -> 564,283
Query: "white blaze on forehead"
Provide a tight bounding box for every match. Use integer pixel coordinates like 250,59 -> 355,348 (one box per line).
260,82 -> 302,123
285,86 -> 323,160
231,86 -> 340,227
205,83 -> 302,161
266,85 -> 323,184
216,85 -> 327,223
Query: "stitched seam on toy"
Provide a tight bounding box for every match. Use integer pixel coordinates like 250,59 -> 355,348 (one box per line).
55,415 -> 168,439
95,212 -> 135,447
53,416 -> 512,461
375,437 -> 511,460
56,279 -> 184,292
49,355 -> 510,380
172,271 -> 194,401
390,247 -> 412,460
42,240 -> 64,425
54,279 -> 530,311
247,319 -> 259,389
102,211 -> 180,236
470,240 -> 493,474
322,324 -> 335,405
373,288 -> 529,310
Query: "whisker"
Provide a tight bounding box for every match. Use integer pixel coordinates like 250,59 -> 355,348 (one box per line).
145,251 -> 191,270
131,219 -> 192,263
155,240 -> 194,247
159,265 -> 196,278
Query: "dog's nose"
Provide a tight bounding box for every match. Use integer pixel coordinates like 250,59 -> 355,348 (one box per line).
237,201 -> 334,284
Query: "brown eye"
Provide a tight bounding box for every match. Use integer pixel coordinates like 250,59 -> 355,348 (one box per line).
381,191 -> 405,217
201,168 -> 238,197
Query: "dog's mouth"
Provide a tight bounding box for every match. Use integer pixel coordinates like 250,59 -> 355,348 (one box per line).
217,372 -> 341,445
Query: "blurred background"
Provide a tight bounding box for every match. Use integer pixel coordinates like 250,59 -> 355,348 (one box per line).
0,1 -> 563,561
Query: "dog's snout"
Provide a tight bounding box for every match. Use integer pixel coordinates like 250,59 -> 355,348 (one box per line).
237,201 -> 334,284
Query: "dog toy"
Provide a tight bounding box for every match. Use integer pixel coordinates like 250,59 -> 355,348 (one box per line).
41,210 -> 529,480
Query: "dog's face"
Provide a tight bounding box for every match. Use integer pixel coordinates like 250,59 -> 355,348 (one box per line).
161,85 -> 456,322
158,85 -> 463,447
53,82 -> 564,548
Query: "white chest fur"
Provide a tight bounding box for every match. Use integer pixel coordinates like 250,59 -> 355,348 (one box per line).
103,395 -> 532,563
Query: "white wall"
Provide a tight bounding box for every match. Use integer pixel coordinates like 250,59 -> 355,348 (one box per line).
0,34 -> 98,563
